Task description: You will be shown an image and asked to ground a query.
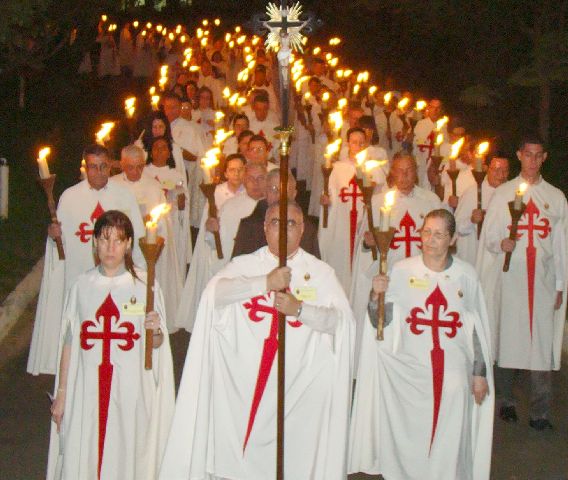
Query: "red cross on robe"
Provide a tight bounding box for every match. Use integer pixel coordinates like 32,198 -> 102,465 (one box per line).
508,198 -> 551,338
241,292 -> 302,452
390,211 -> 422,258
338,176 -> 364,265
406,284 -> 462,451
75,202 -> 105,243
80,294 -> 140,478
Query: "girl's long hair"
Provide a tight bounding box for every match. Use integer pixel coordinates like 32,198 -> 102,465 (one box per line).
93,210 -> 139,280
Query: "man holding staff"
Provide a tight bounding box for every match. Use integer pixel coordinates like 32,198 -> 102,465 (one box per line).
160,202 -> 354,479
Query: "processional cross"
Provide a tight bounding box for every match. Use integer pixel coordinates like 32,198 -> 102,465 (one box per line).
248,2 -> 320,478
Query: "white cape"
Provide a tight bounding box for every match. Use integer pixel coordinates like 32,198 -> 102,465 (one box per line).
160,247 -> 354,480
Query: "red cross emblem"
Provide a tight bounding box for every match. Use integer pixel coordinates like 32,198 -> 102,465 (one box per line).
75,202 -> 105,243
339,176 -> 364,265
508,198 -> 551,337
390,211 -> 422,258
242,292 -> 302,452
417,130 -> 435,161
406,284 -> 462,451
80,294 -> 140,478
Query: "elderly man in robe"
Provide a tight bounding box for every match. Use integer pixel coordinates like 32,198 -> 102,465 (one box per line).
27,144 -> 144,375
111,144 -> 182,329
160,201 -> 354,480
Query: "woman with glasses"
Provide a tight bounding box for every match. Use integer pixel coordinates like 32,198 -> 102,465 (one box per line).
349,208 -> 494,480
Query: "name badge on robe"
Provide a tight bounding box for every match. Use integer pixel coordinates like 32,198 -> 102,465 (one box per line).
409,277 -> 430,289
294,286 -> 317,301
161,180 -> 176,190
122,303 -> 146,315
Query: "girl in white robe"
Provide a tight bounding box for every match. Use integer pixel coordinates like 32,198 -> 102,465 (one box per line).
47,210 -> 174,480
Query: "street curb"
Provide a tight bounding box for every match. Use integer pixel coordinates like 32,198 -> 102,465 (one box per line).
0,257 -> 43,345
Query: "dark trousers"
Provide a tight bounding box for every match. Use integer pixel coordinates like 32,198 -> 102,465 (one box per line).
494,366 -> 552,420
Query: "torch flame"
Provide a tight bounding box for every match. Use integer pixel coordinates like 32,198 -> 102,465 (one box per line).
202,148 -> 221,169
222,87 -> 231,98
369,85 -> 378,96
355,150 -> 367,166
384,92 -> 392,105
329,111 -> 343,131
214,129 -> 234,145
397,97 -> 410,110
436,116 -> 449,131
338,98 -> 347,109
477,141 -> 489,156
215,111 -> 225,122
365,160 -> 387,172
38,147 -> 51,161
436,133 -> 444,146
384,190 -> 396,208
149,203 -> 171,225
415,100 -> 427,111
96,122 -> 115,143
322,92 -> 330,102
325,139 -> 342,156
518,182 -> 528,195
450,137 -> 465,159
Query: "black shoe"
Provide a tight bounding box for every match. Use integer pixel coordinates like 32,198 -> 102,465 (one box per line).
529,418 -> 553,431
499,405 -> 518,423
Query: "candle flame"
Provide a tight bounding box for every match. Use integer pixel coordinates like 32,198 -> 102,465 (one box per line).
384,190 -> 396,208
313,47 -> 321,55
215,111 -> 225,122
338,98 -> 347,109
146,22 -> 152,29
436,133 -> 444,146
353,84 -> 360,95
222,87 -> 231,98
477,141 -> 489,156
450,137 -> 465,159
325,139 -> 342,156
156,25 -> 163,32
329,111 -> 343,131
124,97 -> 136,118
322,92 -> 330,102
369,85 -> 377,96
151,95 -> 160,107
365,159 -> 387,172
384,91 -> 392,105
436,116 -> 449,131
96,122 -> 115,143
415,100 -> 427,111
101,14 -> 108,22
215,129 -> 234,145
214,18 -> 221,26
397,97 -> 410,110
149,203 -> 171,225
133,21 -> 139,28
38,147 -> 51,161
202,148 -> 221,169
295,75 -> 309,92
355,150 -> 367,166
518,182 -> 528,194
235,26 -> 242,33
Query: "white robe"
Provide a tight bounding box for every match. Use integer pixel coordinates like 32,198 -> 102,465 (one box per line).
349,255 -> 494,480
318,158 -> 386,293
349,187 -> 443,371
373,108 -> 405,159
170,117 -> 207,227
175,182 -> 244,332
144,164 -> 192,270
27,180 -> 145,375
454,179 -> 496,266
413,118 -> 449,188
110,173 -> 182,330
476,176 -> 568,370
46,268 -> 175,480
160,247 -> 354,480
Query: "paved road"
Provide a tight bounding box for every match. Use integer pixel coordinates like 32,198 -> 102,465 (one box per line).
1,300 -> 567,479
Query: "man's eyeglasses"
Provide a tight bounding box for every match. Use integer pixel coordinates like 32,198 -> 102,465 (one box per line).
267,218 -> 303,229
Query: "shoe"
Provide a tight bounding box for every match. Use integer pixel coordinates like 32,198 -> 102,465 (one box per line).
529,418 -> 553,431
499,405 -> 518,423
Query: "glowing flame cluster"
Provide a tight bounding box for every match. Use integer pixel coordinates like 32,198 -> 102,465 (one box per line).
96,122 -> 115,144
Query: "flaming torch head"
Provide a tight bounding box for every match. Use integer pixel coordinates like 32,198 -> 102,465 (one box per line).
450,137 -> 465,160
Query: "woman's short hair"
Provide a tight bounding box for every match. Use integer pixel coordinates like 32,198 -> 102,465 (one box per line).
424,208 -> 456,237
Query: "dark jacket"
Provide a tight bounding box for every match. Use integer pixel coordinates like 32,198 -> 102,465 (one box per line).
231,199 -> 321,259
